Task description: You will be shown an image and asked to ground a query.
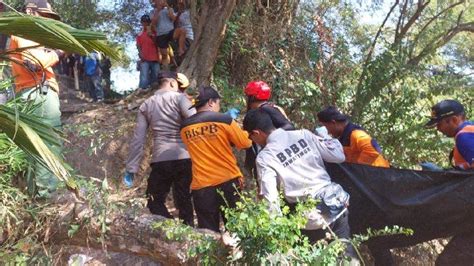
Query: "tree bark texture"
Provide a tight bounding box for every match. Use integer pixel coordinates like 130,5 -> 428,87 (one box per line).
179,0 -> 237,86
51,203 -> 222,265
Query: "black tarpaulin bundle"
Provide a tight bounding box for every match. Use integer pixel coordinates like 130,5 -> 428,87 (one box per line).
326,163 -> 474,248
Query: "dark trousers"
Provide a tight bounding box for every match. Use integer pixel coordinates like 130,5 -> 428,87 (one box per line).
302,211 -> 357,259
146,159 -> 194,226
192,178 -> 241,232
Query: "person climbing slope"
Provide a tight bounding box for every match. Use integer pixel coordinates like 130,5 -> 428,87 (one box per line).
243,80 -> 295,189
180,86 -> 252,232
125,71 -> 195,226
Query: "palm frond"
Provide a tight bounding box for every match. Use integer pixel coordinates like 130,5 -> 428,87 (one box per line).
0,12 -> 120,61
0,106 -> 77,190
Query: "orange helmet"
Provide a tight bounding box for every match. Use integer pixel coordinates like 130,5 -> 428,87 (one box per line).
244,81 -> 271,101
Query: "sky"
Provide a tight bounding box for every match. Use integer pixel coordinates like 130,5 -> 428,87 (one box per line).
110,45 -> 140,94
99,0 -> 146,94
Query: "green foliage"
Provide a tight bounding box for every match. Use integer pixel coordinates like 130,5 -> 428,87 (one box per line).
222,192 -> 311,264
52,1 -> 103,30
0,134 -> 54,264
352,225 -> 414,244
221,190 -> 357,265
0,105 -> 77,190
216,0 -> 473,168
73,176 -> 124,247
151,190 -> 413,265
151,219 -> 224,265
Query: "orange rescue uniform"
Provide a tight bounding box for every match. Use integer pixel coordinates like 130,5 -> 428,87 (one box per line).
180,111 -> 252,190
9,36 -> 59,93
339,123 -> 390,167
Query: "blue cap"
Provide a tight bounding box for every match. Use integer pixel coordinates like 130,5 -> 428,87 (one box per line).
425,99 -> 465,128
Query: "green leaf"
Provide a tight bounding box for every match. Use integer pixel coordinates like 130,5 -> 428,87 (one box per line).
0,12 -> 120,61
0,106 -> 77,191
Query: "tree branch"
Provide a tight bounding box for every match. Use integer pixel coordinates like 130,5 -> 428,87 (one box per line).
395,0 -> 409,42
394,0 -> 431,45
418,1 -> 464,39
351,0 -> 399,117
408,21 -> 474,66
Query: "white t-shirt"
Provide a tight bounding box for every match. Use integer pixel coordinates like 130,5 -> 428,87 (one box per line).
154,7 -> 175,36
177,10 -> 194,40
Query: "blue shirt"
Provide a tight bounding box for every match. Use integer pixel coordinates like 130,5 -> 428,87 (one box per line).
84,52 -> 99,76
454,121 -> 474,169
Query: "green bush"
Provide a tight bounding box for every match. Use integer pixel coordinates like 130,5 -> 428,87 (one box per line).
151,190 -> 413,265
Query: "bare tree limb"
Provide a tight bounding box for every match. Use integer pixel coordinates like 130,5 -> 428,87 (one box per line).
408,21 -> 474,66
394,0 -> 431,45
395,0 -> 409,42
351,0 -> 399,117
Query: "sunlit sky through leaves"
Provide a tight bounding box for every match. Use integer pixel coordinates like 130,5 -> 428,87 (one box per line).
105,0 -> 392,93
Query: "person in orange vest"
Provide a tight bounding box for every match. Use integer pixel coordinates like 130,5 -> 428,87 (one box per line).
317,106 -> 390,167
423,99 -> 474,266
9,0 -> 63,195
424,99 -> 473,170
10,0 -> 62,128
180,86 -> 252,232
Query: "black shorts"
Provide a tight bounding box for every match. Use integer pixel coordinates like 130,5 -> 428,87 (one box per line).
156,29 -> 175,49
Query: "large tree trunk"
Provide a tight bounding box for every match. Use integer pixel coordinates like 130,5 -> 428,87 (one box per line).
49,199 -> 224,265
178,0 -> 237,86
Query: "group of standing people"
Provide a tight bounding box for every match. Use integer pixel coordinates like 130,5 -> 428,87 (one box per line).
136,0 -> 193,92
55,53 -> 111,103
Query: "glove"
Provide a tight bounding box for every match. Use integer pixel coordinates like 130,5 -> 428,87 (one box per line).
225,108 -> 240,119
123,171 -> 134,188
314,126 -> 330,138
420,162 -> 443,171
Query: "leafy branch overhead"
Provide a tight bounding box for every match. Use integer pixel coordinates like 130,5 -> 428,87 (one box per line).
352,0 -> 474,119
0,12 -> 120,60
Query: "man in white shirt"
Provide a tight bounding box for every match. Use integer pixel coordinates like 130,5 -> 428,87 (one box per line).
243,109 -> 357,259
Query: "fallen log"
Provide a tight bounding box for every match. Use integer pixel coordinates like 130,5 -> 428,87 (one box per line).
52,210 -> 223,265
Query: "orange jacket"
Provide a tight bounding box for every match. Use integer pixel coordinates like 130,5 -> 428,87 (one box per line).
9,36 -> 59,93
339,123 -> 390,167
181,111 -> 252,190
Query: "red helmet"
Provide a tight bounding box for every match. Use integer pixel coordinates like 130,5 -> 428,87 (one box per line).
244,81 -> 271,101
